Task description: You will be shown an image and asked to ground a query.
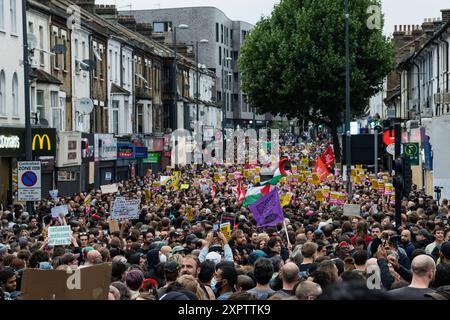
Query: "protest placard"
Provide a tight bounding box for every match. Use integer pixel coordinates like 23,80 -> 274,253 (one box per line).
315,189 -> 325,202
152,182 -> 161,191
48,226 -> 72,246
186,206 -> 194,221
21,263 -> 112,300
221,214 -> 236,230
109,219 -> 120,233
49,190 -> 59,200
343,204 -> 361,217
100,184 -> 118,194
180,184 -> 189,190
51,205 -> 69,218
111,198 -> 141,220
220,222 -> 232,240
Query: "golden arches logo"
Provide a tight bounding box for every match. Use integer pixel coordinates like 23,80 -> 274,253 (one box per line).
32,134 -> 51,151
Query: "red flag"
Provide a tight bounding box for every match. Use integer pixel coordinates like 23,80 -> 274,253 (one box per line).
212,185 -> 217,198
322,146 -> 335,167
314,156 -> 330,182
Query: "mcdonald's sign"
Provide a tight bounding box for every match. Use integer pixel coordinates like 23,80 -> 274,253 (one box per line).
31,128 -> 56,156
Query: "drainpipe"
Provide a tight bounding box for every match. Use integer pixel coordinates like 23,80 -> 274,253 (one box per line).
441,36 -> 450,108
412,60 -> 421,126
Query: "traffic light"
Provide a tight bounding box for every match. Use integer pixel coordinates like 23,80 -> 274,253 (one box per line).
393,156 -> 412,197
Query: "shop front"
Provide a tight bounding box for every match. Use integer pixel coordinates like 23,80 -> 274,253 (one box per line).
56,132 -> 82,197
31,128 -> 57,199
116,142 -> 134,182
94,134 -> 117,188
0,127 -> 24,205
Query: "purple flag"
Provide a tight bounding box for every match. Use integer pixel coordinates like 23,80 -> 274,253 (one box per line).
249,187 -> 284,228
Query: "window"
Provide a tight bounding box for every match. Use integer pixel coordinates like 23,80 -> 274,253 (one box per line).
36,90 -> 44,122
12,73 -> 18,116
51,92 -> 63,131
114,52 -> 118,82
221,24 -> 223,43
74,38 -> 80,74
98,44 -> 104,79
219,46 -> 222,65
0,0 -> 4,29
61,30 -> 68,71
51,27 -> 59,69
39,26 -> 44,65
28,21 -> 33,34
137,103 -> 143,133
216,23 -> 219,42
112,101 -> 119,135
10,0 -> 16,33
153,21 -> 172,33
0,70 -> 5,115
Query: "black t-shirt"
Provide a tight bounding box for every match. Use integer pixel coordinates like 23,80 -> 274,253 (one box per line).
299,263 -> 314,273
388,287 -> 435,300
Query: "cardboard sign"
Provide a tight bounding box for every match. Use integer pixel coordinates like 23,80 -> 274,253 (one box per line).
111,198 -> 141,220
21,263 -> 112,300
343,204 -> 361,217
100,184 -> 118,194
109,219 -> 120,233
48,226 -> 72,246
51,205 -> 69,218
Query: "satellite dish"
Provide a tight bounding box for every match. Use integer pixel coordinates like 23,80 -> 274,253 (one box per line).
27,33 -> 37,50
77,98 -> 94,114
80,59 -> 96,72
51,44 -> 67,54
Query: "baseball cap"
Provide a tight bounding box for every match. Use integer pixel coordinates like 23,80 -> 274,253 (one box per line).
440,241 -> 450,259
172,246 -> 185,254
169,231 -> 180,238
248,250 -> 268,265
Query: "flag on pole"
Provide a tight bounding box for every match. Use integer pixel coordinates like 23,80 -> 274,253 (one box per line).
249,187 -> 284,228
259,158 -> 290,186
322,145 -> 335,167
243,185 -> 272,206
314,156 -> 330,182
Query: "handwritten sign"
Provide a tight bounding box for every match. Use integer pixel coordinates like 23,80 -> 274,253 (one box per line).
48,226 -> 72,246
51,205 -> 69,218
111,197 -> 141,220
100,184 -> 118,194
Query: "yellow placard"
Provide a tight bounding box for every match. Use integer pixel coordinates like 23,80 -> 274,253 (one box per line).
187,206 -> 193,221
301,158 -> 309,166
254,167 -> 261,173
356,165 -> 363,170
339,193 -> 347,203
166,166 -> 172,172
354,175 -> 362,185
214,173 -> 220,181
378,180 -> 385,191
228,173 -> 235,180
312,173 -> 320,186
244,171 -> 251,178
220,223 -> 232,240
152,182 -> 161,189
291,165 -> 298,173
145,190 -> 152,202
156,196 -> 162,208
147,169 -> 152,177
372,179 -> 379,190
315,189 -> 325,202
280,193 -> 292,207
173,171 -> 181,176
181,184 -> 189,190
202,170 -> 209,177
254,176 -> 261,183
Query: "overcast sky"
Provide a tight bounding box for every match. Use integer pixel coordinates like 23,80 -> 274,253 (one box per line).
97,0 -> 450,36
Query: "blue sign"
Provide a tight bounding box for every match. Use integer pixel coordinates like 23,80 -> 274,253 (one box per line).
117,143 -> 135,159
135,147 -> 148,159
22,171 -> 38,187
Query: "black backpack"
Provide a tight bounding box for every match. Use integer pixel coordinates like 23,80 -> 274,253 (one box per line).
425,286 -> 450,300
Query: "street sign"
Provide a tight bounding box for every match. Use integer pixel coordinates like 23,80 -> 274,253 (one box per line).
403,143 -> 420,166
386,144 -> 395,156
18,161 -> 41,201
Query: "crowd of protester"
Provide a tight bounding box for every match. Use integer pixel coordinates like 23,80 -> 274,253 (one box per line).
1,132 -> 449,300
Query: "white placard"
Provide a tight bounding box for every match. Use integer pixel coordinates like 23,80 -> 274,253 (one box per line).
111,198 -> 141,220
48,226 -> 72,246
49,190 -> 59,200
100,183 -> 118,194
343,204 -> 361,217
51,205 -> 69,218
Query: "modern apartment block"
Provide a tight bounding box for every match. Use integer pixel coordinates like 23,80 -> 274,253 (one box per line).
127,6 -> 268,129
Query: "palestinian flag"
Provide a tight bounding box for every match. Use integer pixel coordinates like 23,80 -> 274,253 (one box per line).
258,158 -> 290,186
242,185 -> 272,206
237,178 -> 246,202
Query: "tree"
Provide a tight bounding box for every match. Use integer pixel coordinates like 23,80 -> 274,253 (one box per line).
239,0 -> 395,161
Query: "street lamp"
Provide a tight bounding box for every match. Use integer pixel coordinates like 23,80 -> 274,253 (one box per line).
222,57 -> 232,159
196,39 -> 209,125
172,24 -> 189,130
345,0 -> 352,200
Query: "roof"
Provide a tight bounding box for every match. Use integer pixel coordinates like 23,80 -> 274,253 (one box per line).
30,68 -> 63,85
111,83 -> 131,95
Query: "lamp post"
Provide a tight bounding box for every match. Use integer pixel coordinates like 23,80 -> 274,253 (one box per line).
222,56 -> 232,159
172,24 -> 189,130
345,0 -> 352,200
196,39 -> 209,125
